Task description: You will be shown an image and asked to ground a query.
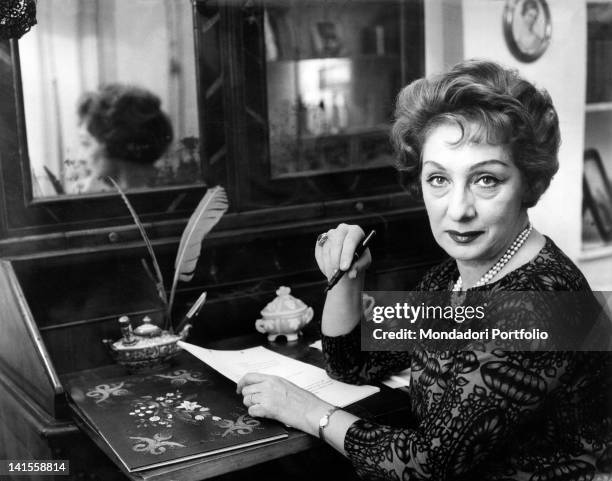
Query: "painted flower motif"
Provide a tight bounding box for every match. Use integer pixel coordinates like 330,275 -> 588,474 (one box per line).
130,433 -> 185,455
216,415 -> 260,437
129,391 -> 214,429
86,382 -> 129,404
155,370 -> 207,386
178,401 -> 202,411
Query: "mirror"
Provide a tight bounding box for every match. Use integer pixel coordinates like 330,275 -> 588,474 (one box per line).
18,0 -> 203,198
265,2 -> 401,179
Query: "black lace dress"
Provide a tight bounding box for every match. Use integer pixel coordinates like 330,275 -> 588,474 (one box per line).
322,237 -> 612,480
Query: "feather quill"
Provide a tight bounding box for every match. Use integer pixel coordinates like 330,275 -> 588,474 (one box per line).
109,178 -> 168,309
169,186 -> 228,318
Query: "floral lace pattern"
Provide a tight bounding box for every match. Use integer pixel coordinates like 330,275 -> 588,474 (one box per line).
323,237 -> 612,480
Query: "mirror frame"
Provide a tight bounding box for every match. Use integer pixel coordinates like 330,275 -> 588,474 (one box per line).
0,0 -> 214,244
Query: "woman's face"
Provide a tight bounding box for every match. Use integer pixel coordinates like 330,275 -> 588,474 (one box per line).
421,122 -> 527,266
77,123 -> 113,177
523,6 -> 538,29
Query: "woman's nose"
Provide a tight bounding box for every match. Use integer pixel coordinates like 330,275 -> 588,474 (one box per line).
446,185 -> 476,221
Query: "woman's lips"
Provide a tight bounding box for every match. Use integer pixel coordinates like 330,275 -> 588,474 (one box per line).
446,230 -> 484,244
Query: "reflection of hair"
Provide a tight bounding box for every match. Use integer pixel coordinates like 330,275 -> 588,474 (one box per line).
392,59 -> 560,207
521,0 -> 538,16
77,84 -> 173,165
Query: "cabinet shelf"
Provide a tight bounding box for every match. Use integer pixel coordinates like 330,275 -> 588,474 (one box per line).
273,160 -> 392,179
579,240 -> 612,260
586,102 -> 612,112
267,54 -> 400,64
299,124 -> 389,143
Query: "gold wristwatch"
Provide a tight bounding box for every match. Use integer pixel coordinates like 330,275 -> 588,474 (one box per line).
318,406 -> 341,443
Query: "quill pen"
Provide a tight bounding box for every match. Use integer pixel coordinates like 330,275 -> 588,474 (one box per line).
109,178 -> 168,308
168,186 -> 228,322
44,166 -> 65,195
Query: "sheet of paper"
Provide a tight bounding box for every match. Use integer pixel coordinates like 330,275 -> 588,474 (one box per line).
178,341 -> 379,407
308,340 -> 410,389
381,369 -> 412,389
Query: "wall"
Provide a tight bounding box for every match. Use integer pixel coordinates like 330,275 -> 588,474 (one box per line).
463,0 -> 586,261
425,0 -> 464,75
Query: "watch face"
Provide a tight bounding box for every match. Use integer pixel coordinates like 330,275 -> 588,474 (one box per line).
319,407 -> 340,441
319,415 -> 329,428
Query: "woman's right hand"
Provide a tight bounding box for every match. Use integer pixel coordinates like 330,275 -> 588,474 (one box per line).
314,224 -> 372,285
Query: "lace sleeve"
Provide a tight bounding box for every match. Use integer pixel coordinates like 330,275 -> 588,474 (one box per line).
322,328 -> 410,385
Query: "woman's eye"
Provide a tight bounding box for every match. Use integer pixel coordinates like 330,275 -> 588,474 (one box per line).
475,175 -> 500,188
427,175 -> 448,187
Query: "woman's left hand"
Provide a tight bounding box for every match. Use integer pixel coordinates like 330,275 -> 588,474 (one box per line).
236,373 -> 333,436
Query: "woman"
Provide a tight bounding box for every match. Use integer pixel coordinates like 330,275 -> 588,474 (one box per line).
76,84 -> 173,192
237,60 -> 612,480
514,0 -> 544,55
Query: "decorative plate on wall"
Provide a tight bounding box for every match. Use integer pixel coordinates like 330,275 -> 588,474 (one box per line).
503,0 -> 552,62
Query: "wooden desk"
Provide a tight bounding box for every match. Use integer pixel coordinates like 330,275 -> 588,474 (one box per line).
61,334 -> 412,481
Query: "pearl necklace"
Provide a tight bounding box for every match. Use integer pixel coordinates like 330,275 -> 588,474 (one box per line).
451,223 -> 532,301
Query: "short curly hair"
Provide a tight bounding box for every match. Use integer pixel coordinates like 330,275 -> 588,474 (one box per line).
391,59 -> 560,208
77,84 -> 173,165
522,0 -> 539,16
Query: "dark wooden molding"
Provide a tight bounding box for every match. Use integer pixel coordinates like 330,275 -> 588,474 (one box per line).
0,191 -> 424,257
0,365 -> 77,437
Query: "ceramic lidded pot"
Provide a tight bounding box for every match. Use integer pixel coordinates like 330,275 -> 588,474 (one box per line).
255,286 -> 314,342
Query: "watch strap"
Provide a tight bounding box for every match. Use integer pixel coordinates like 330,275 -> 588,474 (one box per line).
318,406 -> 341,443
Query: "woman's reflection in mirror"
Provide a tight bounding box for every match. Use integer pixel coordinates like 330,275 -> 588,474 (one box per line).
75,84 -> 173,192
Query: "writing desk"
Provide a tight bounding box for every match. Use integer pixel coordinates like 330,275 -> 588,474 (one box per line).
62,333 -> 412,481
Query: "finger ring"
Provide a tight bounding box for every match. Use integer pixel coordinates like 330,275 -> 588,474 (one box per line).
317,232 -> 329,247
248,394 -> 253,405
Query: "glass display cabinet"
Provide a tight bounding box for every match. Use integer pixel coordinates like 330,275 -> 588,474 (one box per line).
232,0 -> 424,210
265,4 -> 408,177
